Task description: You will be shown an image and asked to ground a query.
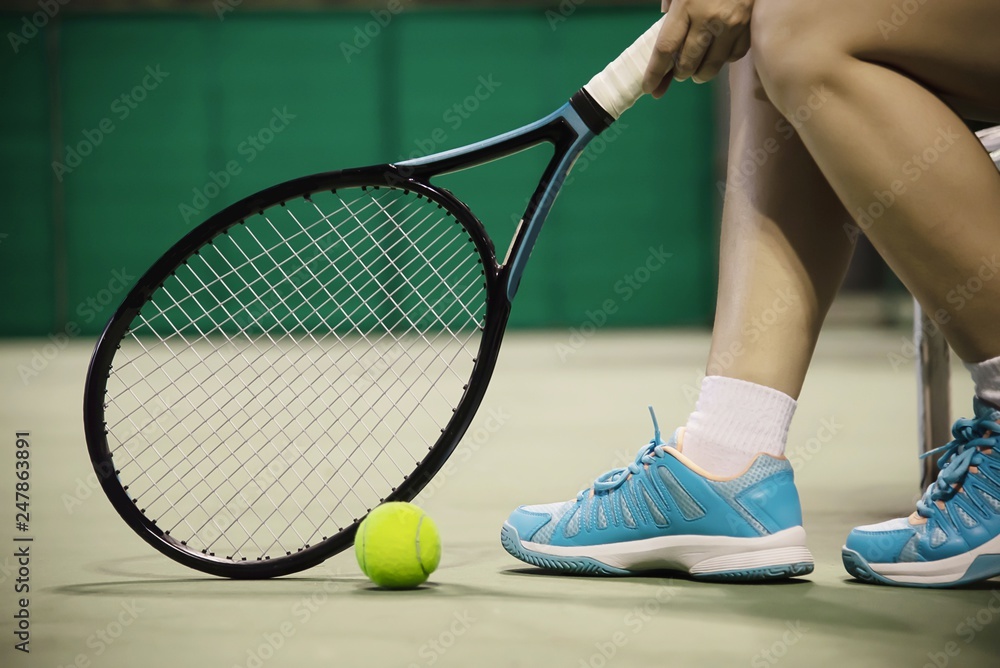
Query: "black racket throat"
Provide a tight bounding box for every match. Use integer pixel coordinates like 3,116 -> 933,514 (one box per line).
570,88 -> 616,135
393,88 -> 611,182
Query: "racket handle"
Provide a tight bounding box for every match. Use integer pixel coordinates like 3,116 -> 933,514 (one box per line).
583,17 -> 667,121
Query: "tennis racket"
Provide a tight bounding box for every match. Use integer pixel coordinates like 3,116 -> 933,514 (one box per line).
84,17 -> 668,578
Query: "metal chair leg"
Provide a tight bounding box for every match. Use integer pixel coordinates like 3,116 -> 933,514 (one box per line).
914,125 -> 998,489
915,300 -> 950,489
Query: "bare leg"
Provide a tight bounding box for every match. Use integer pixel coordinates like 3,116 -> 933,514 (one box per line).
752,0 -> 1000,363
679,54 -> 856,477
709,55 -> 855,399
746,0 -> 1000,589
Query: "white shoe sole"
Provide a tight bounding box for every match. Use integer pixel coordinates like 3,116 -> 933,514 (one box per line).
843,532 -> 1000,587
502,523 -> 814,580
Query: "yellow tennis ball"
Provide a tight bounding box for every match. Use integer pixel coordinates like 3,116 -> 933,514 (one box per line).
355,502 -> 441,589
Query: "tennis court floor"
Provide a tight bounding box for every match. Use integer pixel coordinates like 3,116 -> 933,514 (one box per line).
3,327 -> 999,667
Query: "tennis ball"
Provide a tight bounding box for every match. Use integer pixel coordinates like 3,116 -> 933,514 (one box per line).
355,502 -> 441,589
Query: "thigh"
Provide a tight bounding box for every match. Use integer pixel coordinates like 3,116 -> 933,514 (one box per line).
759,0 -> 1000,117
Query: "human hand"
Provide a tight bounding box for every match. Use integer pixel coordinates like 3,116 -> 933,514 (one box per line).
643,0 -> 753,96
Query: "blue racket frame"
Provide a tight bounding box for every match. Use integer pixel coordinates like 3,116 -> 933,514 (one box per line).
397,102 -> 596,302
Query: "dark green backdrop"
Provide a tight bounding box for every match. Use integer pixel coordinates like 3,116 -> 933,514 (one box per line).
0,8 -> 717,337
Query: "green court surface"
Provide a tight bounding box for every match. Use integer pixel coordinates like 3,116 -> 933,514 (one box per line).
2,329 -> 999,668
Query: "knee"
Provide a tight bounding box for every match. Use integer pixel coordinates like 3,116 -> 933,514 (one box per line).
751,0 -> 845,117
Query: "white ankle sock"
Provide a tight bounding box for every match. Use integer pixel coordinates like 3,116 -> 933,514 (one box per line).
964,355 -> 1000,408
681,375 -> 797,477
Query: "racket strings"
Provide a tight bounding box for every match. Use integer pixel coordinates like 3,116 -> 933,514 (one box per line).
118,258 -> 422,552
314,200 -> 485,390
112,195 -> 457,453
103,187 -> 487,560
159,197 -> 469,470
108,195 -> 470,427
109,200 -> 464,552
113,231 -> 458,552
120,190 -> 401,352
163,205 -> 467,551
110,192 -> 454,404
112,301 -> 332,553
363,195 -> 483,327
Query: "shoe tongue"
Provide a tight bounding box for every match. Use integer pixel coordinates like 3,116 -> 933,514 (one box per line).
668,427 -> 683,452
973,397 -> 1000,421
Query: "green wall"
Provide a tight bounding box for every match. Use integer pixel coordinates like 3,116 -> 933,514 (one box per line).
1,14 -> 54,335
0,9 -> 717,336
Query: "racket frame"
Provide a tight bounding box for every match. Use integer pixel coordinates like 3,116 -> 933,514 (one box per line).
398,101 -> 601,300
83,92 -> 608,578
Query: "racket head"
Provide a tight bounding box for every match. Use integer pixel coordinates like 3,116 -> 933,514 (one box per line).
84,166 -> 508,578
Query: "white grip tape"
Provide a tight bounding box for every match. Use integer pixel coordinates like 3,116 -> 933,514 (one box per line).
583,17 -> 666,120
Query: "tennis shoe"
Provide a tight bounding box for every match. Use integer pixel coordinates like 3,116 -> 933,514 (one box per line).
501,408 -> 814,581
843,399 -> 1000,587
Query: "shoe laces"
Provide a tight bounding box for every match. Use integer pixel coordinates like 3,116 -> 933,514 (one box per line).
916,414 -> 1000,517
588,407 -> 668,495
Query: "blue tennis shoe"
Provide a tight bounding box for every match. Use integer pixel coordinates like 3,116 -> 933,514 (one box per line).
843,399 -> 1000,587
501,408 -> 814,581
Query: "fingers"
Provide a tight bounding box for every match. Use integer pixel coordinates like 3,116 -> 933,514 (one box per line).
652,76 -> 673,99
645,1 -> 752,92
642,10 -> 689,95
692,27 -> 736,83
730,31 -> 751,63
673,21 -> 714,82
